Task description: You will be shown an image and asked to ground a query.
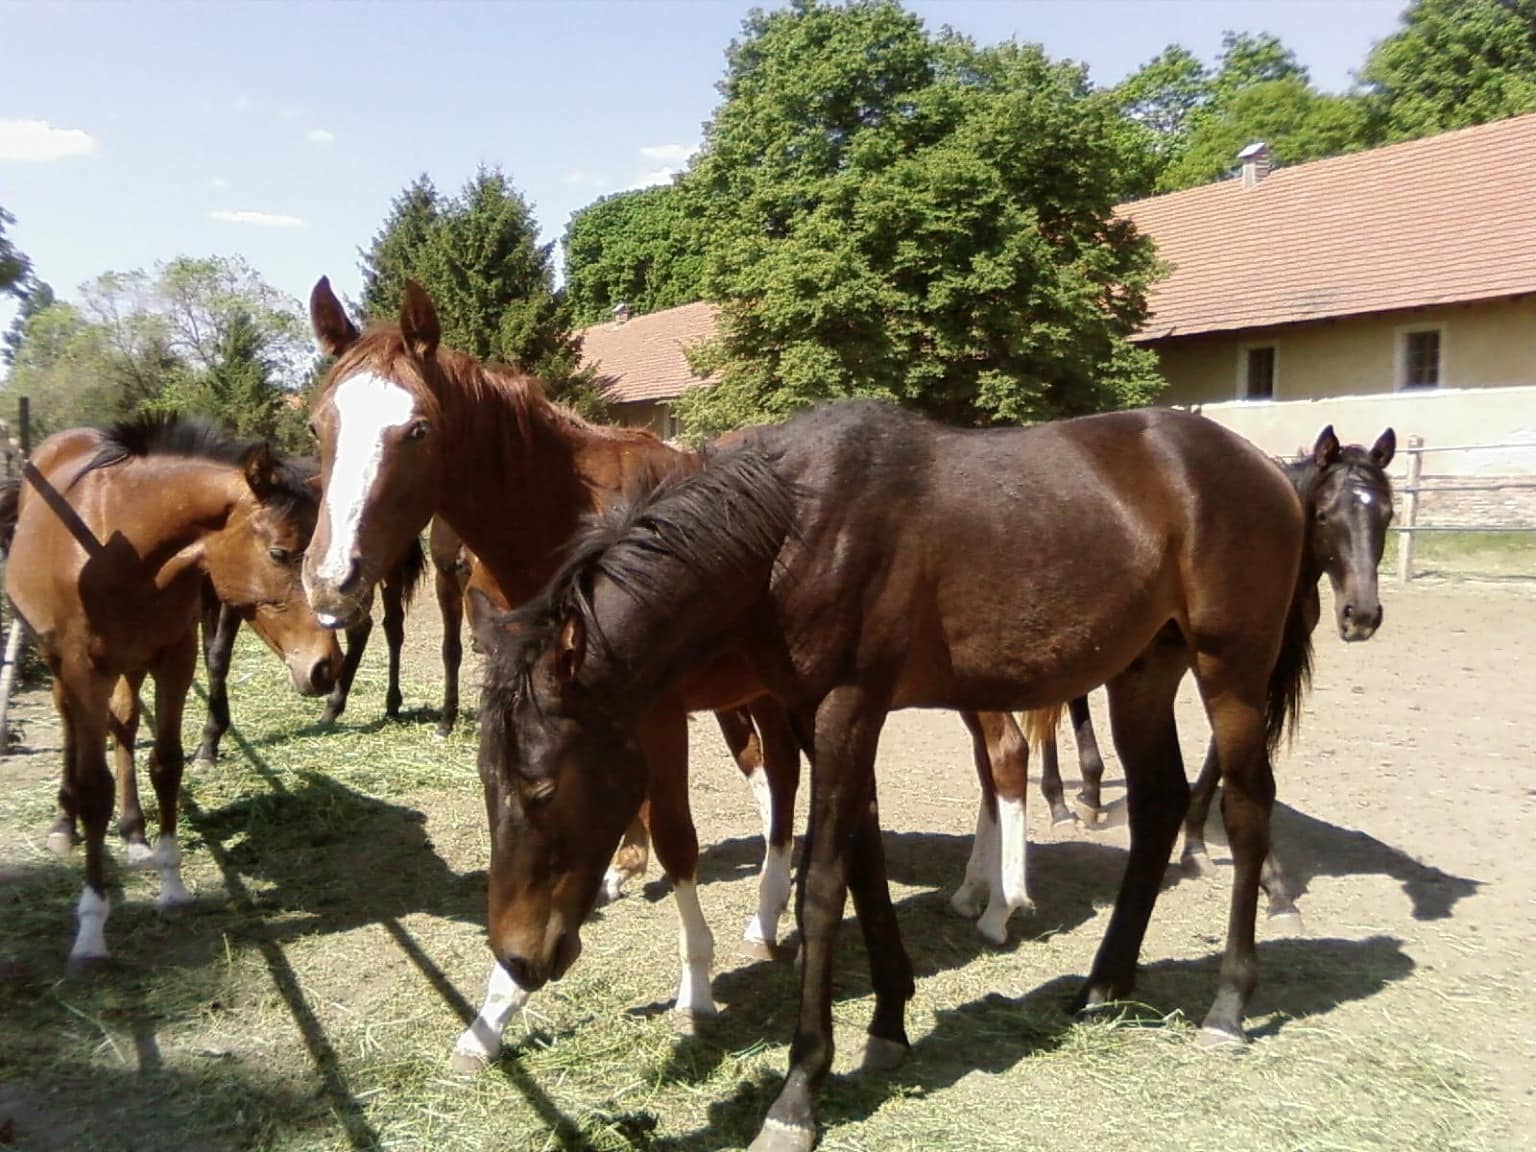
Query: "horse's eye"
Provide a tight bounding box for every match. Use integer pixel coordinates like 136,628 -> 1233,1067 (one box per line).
307,420 -> 318,438
524,777 -> 557,806
1314,511 -> 1327,523
406,420 -> 430,442
269,546 -> 293,565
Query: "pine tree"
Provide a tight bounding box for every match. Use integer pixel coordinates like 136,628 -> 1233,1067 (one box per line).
359,175 -> 442,321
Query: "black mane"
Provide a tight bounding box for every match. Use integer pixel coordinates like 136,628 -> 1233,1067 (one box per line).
79,413 -> 314,512
1281,444 -> 1394,508
486,447 -> 798,707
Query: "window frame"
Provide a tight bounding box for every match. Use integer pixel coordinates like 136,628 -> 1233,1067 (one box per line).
1236,341 -> 1279,400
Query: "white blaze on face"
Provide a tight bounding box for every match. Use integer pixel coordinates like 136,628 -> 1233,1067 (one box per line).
315,372 -> 418,586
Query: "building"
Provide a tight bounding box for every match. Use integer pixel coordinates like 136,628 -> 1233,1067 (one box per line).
576,301 -> 718,440
1121,113 -> 1536,407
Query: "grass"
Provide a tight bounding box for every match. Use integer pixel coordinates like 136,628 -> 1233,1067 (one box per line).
0,629 -> 1513,1152
1384,530 -> 1536,581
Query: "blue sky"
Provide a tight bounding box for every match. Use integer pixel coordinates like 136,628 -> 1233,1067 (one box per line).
2,0 -> 1408,336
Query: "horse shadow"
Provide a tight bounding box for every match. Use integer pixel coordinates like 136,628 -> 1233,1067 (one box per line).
654,933 -> 1415,1151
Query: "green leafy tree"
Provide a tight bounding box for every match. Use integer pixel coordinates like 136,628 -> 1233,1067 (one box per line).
1161,78 -> 1369,189
3,279 -> 54,367
1110,45 -> 1210,194
1361,0 -> 1536,141
563,184 -> 708,325
0,206 -> 30,298
1208,31 -> 1309,109
359,175 -> 441,321
676,0 -> 1163,437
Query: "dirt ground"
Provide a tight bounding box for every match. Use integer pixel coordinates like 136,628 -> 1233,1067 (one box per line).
0,575 -> 1532,1150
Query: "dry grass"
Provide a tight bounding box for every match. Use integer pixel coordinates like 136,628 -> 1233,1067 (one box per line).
0,614 -> 1520,1152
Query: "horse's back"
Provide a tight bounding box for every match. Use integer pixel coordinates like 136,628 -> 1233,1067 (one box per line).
6,429 -> 106,630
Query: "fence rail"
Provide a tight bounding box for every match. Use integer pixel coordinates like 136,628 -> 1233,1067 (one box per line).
1394,435 -> 1536,582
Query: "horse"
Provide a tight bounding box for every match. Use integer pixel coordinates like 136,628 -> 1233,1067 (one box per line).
195,514 -> 474,766
3,415 -> 343,962
1009,425 -> 1397,920
298,279 -> 1053,1062
474,399 -> 1313,1152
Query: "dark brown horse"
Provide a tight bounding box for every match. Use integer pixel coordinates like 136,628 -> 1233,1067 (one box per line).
4,416 -> 341,962
476,400 -> 1313,1152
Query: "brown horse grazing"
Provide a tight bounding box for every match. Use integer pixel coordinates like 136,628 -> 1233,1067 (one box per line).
4,416 -> 342,962
475,400 -> 1314,1152
301,278 -> 814,1068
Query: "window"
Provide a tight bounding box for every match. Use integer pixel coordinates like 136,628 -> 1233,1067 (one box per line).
1401,329 -> 1441,389
663,409 -> 682,441
1238,344 -> 1276,399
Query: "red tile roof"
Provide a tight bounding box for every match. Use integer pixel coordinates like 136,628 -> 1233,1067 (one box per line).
1119,112 -> 1536,340
578,301 -> 719,405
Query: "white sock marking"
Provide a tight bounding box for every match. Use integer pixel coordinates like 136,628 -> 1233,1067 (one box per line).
951,799 -> 996,918
452,961 -> 530,1065
153,836 -> 193,908
747,765 -> 774,845
673,879 -> 716,1017
979,795 -> 1031,943
313,372 -> 417,586
744,843 -> 792,948
71,886 -> 110,960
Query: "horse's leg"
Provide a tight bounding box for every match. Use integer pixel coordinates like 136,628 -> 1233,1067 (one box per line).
62,669 -> 114,963
46,676 -> 82,853
145,632 -> 197,908
952,711 -> 999,920
846,783 -> 914,1073
978,711 -> 1032,944
749,685 -> 888,1152
193,593 -> 239,766
1190,645 -> 1276,1045
434,551 -> 464,738
109,671 -> 153,867
643,700 -> 717,1029
600,802 -> 651,905
1073,641 -> 1190,1015
1181,736 -> 1221,873
320,612 -> 372,726
1070,693 -> 1108,819
741,697 -> 801,959
381,577 -> 406,718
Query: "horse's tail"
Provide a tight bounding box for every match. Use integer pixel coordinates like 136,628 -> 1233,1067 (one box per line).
0,475 -> 21,556
389,536 -> 430,610
1021,703 -> 1063,752
1265,559 -> 1315,757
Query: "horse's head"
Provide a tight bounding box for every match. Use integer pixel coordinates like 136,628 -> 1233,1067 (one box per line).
303,276 -> 445,629
205,443 -> 342,696
472,590 -> 648,993
1305,425 -> 1396,642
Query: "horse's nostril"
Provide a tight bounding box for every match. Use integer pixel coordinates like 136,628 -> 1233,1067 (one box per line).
501,954 -> 534,989
1342,604 -> 1354,619
311,658 -> 334,690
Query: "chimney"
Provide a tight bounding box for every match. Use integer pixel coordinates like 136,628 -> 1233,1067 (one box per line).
612,301 -> 632,325
1238,142 -> 1271,188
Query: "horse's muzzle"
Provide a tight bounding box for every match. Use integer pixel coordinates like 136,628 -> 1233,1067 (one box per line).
1339,601 -> 1383,642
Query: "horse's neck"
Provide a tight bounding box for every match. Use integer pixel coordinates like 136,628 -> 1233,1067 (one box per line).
433,382 -> 612,603
99,459 -> 243,590
1281,460 -> 1326,588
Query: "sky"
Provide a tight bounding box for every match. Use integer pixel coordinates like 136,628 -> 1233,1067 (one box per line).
1,0 -> 1410,339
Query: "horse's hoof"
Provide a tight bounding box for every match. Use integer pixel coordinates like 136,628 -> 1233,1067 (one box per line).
1181,849 -> 1213,878
318,707 -> 342,728
449,1048 -> 493,1075
748,1118 -> 816,1152
1073,799 -> 1104,827
46,830 -> 77,857
123,841 -> 156,870
66,949 -> 112,973
948,886 -> 985,919
1196,1023 -> 1250,1049
435,721 -> 456,740
595,871 -> 628,908
1051,811 -> 1081,830
859,1035 -> 910,1073
156,886 -> 195,910
739,936 -> 776,963
1266,909 -> 1304,936
975,911 -> 1010,947
671,1008 -> 716,1037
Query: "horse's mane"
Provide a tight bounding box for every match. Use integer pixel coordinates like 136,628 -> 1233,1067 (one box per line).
79,413 -> 314,514
1280,444 -> 1394,506
487,448 -> 797,705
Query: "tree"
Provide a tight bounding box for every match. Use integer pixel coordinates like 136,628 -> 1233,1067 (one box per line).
1208,31 -> 1309,110
3,279 -> 54,367
1361,0 -> 1536,141
563,184 -> 708,326
358,175 -> 441,321
1160,78 -> 1369,189
0,206 -> 30,299
1110,45 -> 1210,194
675,0 -> 1164,437
357,168 -> 601,413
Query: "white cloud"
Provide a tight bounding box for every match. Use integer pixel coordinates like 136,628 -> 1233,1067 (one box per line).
305,128 -> 336,145
0,118 -> 96,162
625,167 -> 683,192
639,143 -> 695,165
210,209 -> 308,229
209,176 -> 230,191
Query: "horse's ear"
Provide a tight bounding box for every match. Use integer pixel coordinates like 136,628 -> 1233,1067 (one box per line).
240,443 -> 280,498
555,612 -> 587,684
400,280 -> 441,360
467,587 -> 505,655
1370,428 -> 1397,470
1312,425 -> 1341,468
310,276 -> 359,357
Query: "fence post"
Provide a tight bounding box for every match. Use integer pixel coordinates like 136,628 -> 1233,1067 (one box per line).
1398,434 -> 1424,584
